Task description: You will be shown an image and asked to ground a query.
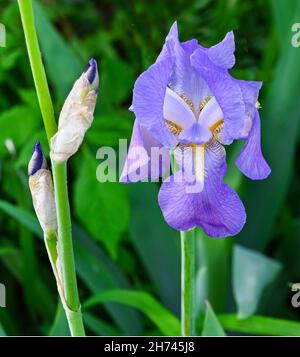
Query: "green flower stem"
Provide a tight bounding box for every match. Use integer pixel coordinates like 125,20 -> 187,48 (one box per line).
180,229 -> 196,336
18,0 -> 57,141
18,0 -> 85,336
52,162 -> 85,336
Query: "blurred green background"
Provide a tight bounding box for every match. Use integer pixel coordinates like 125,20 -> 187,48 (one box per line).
0,0 -> 300,336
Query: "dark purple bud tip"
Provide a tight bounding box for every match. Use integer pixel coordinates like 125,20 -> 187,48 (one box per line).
85,58 -> 99,92
28,141 -> 48,176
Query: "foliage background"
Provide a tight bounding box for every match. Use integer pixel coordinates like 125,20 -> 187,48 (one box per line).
0,0 -> 300,336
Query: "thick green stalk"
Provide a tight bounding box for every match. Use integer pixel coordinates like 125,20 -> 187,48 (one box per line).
18,0 -> 84,336
180,229 -> 196,336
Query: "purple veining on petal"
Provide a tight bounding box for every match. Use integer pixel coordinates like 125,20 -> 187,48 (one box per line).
191,48 -> 245,144
132,55 -> 176,148
158,141 -> 246,236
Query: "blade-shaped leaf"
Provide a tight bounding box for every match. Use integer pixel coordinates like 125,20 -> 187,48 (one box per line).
83,313 -> 120,336
33,0 -> 83,99
129,183 -> 180,315
233,245 -> 282,319
84,289 -> 181,336
202,301 -> 226,336
219,314 -> 300,336
73,151 -> 129,259
48,302 -> 70,336
0,201 -> 141,334
237,0 -> 300,251
0,322 -> 6,336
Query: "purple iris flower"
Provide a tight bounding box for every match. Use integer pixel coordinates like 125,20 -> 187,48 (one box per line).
120,22 -> 270,237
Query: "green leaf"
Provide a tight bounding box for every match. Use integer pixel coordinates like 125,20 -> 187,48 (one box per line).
237,0 -> 300,251
48,302 -> 70,336
195,266 -> 208,316
73,225 -> 142,335
0,322 -> 7,336
84,313 -> 120,336
84,289 -> 181,336
219,314 -> 300,336
0,106 -> 39,155
202,301 -> 226,336
233,245 -> 282,319
33,0 -> 83,99
100,57 -> 134,108
18,88 -> 39,110
196,229 -> 231,312
73,151 -> 129,259
15,129 -> 48,168
0,200 -> 42,237
0,246 -> 18,257
0,201 -> 142,334
86,114 -> 132,147
129,183 -> 180,314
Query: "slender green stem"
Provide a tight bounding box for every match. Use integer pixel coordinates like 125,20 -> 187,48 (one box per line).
18,0 -> 57,141
180,229 -> 196,336
18,0 -> 85,336
52,161 -> 84,336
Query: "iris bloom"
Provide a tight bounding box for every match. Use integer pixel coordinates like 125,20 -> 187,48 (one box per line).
121,22 -> 270,237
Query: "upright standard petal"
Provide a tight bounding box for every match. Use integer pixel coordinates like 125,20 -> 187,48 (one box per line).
132,56 -> 176,148
120,120 -> 170,183
160,21 -> 211,111
191,49 -> 245,143
207,31 -> 235,69
236,109 -> 271,180
158,141 -> 246,237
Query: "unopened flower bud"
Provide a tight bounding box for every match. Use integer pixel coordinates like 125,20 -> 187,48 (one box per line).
29,142 -> 57,234
50,58 -> 99,163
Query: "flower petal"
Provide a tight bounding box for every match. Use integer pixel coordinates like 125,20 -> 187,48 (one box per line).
207,31 -> 235,69
120,120 -> 170,183
191,49 -> 245,143
159,22 -> 211,110
198,96 -> 223,128
236,79 -> 262,138
158,141 -> 246,237
132,55 -> 176,148
236,109 -> 271,180
178,122 -> 212,145
164,87 -> 195,129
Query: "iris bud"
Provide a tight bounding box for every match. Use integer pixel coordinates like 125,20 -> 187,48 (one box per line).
28,142 -> 57,234
50,58 -> 99,163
